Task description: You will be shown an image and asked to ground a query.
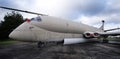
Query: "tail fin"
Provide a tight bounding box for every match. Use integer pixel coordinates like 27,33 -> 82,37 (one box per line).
99,20 -> 105,31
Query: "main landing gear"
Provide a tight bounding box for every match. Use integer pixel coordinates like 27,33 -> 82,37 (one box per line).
37,41 -> 45,48
37,41 -> 64,48
102,38 -> 108,43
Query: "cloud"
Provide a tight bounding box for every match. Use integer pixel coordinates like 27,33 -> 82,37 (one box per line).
72,0 -> 120,29
76,0 -> 107,16
0,0 -> 71,20
0,0 -> 15,7
74,14 -> 120,29
0,0 -> 120,30
12,0 -> 73,18
74,15 -> 106,25
0,0 -> 81,20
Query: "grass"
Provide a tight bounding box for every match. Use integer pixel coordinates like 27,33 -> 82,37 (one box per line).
0,39 -> 17,45
108,38 -> 120,41
0,38 -> 119,45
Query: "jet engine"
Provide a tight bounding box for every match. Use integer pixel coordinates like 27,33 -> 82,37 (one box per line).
83,32 -> 100,38
93,32 -> 100,38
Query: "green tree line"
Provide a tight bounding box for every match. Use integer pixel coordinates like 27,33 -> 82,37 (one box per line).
0,11 -> 24,40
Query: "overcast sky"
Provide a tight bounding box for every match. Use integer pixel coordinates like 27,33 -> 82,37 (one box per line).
0,0 -> 120,30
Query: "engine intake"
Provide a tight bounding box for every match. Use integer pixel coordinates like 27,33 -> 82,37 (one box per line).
93,33 -> 100,37
83,32 -> 100,38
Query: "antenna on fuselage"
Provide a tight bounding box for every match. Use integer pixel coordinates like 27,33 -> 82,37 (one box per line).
0,6 -> 47,16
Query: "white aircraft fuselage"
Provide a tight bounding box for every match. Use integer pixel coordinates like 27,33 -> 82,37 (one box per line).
0,6 -> 119,45
9,16 -> 103,44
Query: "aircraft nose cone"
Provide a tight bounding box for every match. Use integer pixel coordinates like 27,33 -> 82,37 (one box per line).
9,30 -> 26,40
9,22 -> 36,41
9,32 -> 13,39
9,30 -> 17,39
9,22 -> 28,40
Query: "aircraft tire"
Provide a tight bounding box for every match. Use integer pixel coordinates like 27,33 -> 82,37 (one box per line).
102,39 -> 108,43
37,42 -> 45,48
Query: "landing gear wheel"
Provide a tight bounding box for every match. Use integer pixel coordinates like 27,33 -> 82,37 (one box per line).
102,39 -> 108,43
37,42 -> 45,48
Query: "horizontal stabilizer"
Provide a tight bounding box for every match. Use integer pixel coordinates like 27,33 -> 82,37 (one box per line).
104,28 -> 120,32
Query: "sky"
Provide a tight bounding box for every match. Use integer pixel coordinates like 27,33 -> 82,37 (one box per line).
0,0 -> 120,30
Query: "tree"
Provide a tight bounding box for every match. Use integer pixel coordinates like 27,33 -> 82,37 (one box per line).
0,11 -> 24,40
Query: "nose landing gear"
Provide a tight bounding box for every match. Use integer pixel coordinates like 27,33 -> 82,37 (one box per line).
37,41 -> 64,48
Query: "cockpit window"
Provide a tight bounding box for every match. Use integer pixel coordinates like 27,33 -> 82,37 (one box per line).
31,16 -> 41,21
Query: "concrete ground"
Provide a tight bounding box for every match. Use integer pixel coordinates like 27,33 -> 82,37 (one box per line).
0,42 -> 120,59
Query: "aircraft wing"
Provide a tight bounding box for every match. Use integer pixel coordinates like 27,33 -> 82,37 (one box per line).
99,31 -> 120,36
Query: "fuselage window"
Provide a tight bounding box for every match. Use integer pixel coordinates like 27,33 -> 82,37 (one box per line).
31,16 -> 41,21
